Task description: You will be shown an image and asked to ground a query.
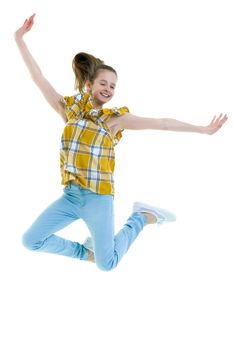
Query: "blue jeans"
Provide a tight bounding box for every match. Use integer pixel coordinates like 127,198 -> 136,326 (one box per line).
22,183 -> 147,271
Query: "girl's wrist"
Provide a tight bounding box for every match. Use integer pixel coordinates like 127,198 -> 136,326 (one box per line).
14,31 -> 24,41
198,125 -> 206,134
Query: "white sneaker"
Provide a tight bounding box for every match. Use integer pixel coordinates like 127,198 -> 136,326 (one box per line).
133,201 -> 176,225
83,237 -> 94,252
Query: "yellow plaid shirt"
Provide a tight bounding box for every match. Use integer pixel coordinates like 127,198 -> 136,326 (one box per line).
61,92 -> 129,195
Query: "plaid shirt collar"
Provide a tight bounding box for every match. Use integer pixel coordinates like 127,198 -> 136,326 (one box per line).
78,93 -> 123,124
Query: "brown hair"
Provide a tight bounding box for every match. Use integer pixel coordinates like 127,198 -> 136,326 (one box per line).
72,52 -> 117,92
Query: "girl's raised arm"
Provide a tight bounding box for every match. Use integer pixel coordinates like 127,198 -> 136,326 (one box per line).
14,14 -> 67,123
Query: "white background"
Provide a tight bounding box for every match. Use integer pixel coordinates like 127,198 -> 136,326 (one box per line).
1,0 -> 233,349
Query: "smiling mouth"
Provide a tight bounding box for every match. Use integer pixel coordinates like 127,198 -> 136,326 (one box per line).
100,92 -> 110,98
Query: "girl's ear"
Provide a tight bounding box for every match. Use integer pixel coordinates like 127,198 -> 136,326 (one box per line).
85,80 -> 92,93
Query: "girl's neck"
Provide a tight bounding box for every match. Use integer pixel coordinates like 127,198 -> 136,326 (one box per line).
92,100 -> 104,110
88,92 -> 105,110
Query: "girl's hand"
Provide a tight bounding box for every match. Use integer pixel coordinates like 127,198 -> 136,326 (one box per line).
203,113 -> 228,135
14,14 -> 36,39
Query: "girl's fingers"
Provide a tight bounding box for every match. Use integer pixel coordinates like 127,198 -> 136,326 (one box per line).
218,114 -> 228,123
217,113 -> 223,121
211,115 -> 216,123
214,114 -> 222,124
217,114 -> 228,127
23,14 -> 35,31
212,114 -> 228,126
24,14 -> 35,27
29,14 -> 36,21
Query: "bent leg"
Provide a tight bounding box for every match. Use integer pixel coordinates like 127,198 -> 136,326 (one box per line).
114,212 -> 147,260
81,193 -> 147,271
22,193 -> 87,260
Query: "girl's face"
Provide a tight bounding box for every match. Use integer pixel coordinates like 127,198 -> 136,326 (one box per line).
86,70 -> 117,108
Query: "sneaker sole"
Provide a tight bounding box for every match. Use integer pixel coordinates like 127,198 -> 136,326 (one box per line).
133,201 -> 176,223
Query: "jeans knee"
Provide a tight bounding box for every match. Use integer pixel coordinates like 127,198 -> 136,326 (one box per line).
95,257 -> 118,272
22,233 -> 41,251
96,263 -> 113,272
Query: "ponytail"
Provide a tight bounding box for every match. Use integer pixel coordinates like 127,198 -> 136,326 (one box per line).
72,52 -> 103,92
72,52 -> 117,92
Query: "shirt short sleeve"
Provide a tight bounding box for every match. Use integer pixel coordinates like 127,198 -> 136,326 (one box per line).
111,106 -> 130,145
63,93 -> 87,120
114,106 -> 129,116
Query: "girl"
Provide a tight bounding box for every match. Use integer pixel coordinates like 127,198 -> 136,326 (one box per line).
15,14 -> 228,271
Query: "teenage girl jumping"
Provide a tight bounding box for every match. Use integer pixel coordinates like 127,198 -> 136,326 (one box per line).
14,14 -> 228,271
